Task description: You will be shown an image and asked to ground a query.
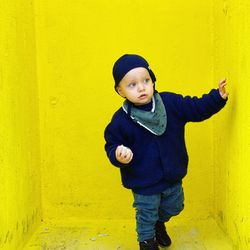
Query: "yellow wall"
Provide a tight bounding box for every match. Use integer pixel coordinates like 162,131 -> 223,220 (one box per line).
2,0 -> 249,249
0,0 -> 41,249
34,0 -> 215,222
213,1 -> 250,249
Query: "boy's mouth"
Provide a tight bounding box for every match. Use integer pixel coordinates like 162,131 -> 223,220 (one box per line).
138,94 -> 147,99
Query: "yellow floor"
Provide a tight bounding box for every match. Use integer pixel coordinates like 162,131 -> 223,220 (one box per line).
23,218 -> 233,250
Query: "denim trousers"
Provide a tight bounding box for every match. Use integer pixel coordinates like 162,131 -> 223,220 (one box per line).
132,183 -> 184,242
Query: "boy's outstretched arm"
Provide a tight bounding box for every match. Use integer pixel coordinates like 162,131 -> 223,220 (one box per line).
168,78 -> 228,122
219,78 -> 229,99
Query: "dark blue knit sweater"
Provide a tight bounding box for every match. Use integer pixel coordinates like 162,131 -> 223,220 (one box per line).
104,89 -> 227,195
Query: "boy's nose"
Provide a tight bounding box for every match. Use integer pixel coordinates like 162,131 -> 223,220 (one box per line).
137,82 -> 145,92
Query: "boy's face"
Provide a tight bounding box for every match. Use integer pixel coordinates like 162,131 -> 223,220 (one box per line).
116,67 -> 154,106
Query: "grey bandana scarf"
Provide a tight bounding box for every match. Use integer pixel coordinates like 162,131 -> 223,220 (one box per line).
122,92 -> 167,135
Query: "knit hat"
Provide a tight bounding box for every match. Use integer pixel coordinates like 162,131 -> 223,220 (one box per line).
112,54 -> 156,90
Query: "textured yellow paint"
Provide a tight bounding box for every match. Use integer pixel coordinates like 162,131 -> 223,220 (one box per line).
213,1 -> 250,249
0,0 -> 41,249
34,0 -> 215,222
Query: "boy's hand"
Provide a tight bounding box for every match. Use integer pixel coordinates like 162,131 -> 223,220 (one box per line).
115,145 -> 133,164
219,78 -> 229,99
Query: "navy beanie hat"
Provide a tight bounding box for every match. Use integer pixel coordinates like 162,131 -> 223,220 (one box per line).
112,54 -> 156,90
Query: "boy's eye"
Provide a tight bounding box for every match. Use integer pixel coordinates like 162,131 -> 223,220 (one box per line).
144,78 -> 150,83
128,82 -> 136,88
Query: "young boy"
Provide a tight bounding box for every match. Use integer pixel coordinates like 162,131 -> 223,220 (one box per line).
104,54 -> 228,250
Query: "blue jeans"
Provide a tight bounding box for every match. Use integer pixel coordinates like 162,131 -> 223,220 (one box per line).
132,183 -> 184,242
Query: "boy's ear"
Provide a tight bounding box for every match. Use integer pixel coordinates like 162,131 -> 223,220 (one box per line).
152,81 -> 155,89
116,86 -> 126,98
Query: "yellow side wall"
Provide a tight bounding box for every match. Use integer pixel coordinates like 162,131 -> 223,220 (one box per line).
0,1 -> 41,249
34,0 -> 216,222
213,1 -> 250,249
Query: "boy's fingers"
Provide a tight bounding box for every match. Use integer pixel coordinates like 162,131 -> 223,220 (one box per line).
123,151 -> 133,163
116,145 -> 123,158
120,146 -> 127,157
116,145 -> 133,163
127,151 -> 133,162
220,82 -> 227,87
219,78 -> 227,87
124,149 -> 131,158
116,145 -> 129,157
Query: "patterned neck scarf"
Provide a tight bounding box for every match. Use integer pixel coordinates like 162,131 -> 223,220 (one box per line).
122,92 -> 167,136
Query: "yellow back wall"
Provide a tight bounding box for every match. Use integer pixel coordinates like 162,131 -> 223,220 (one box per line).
34,0 -> 216,221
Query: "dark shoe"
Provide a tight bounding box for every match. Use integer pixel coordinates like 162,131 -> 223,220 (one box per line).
155,221 -> 171,247
139,238 -> 160,250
